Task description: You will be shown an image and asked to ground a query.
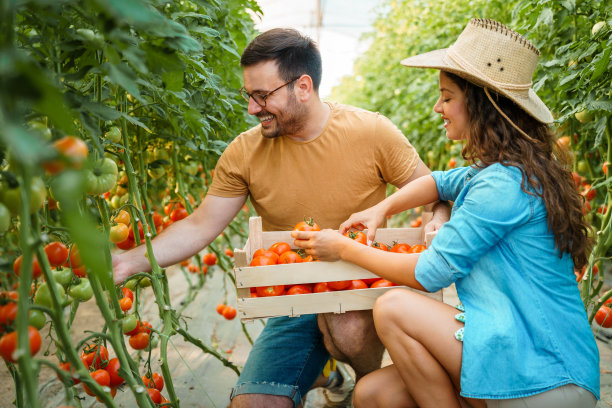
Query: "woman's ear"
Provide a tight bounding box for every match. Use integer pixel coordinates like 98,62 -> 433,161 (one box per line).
294,75 -> 314,102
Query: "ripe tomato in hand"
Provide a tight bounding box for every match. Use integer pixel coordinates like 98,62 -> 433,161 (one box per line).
256,285 -> 285,297
287,284 -> 313,295
293,217 -> 321,232
44,242 -> 69,266
279,251 -> 302,264
202,253 -> 217,266
269,242 -> 291,256
344,231 -> 367,245
390,243 -> 411,253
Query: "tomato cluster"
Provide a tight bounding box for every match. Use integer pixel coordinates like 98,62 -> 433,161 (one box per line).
142,372 -> 169,404
216,304 -> 237,320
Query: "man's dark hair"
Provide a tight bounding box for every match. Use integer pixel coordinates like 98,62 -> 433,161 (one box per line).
241,28 -> 322,92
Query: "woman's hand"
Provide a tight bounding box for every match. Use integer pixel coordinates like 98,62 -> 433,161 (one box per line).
291,229 -> 350,262
338,206 -> 387,244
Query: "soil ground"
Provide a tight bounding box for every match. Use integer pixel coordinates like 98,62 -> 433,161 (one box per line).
1,269 -> 612,407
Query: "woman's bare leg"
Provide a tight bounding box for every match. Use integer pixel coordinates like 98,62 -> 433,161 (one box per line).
373,289 -> 485,408
353,364 -> 416,408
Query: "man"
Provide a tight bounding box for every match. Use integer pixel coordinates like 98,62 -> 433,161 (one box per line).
113,28 -> 448,407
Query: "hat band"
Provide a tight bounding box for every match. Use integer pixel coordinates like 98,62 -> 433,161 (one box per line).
446,46 -> 532,91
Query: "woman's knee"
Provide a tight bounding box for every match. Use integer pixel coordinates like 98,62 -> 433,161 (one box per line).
373,289 -> 415,334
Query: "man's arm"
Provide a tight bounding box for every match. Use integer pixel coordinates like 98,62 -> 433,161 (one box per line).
113,194 -> 247,284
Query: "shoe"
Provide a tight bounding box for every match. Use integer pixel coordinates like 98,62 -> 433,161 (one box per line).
322,361 -> 355,407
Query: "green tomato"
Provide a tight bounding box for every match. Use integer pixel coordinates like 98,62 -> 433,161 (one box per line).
105,126 -> 122,143
124,279 -> 138,291
85,158 -> 118,195
69,278 -> 93,302
122,314 -> 138,334
146,334 -> 159,351
1,178 -> 47,215
0,202 -> 10,232
575,110 -> 594,124
52,268 -> 73,288
110,195 -> 121,209
577,160 -> 589,174
34,282 -> 66,308
138,277 -> 152,288
183,161 -> 199,176
147,166 -> 165,180
28,309 -> 46,330
29,121 -> 52,141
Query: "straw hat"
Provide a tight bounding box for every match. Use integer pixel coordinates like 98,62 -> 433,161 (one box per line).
401,18 -> 553,124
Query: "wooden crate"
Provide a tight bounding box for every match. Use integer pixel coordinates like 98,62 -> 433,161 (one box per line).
233,216 -> 441,321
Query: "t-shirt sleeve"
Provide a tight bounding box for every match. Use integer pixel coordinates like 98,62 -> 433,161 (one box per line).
415,168 -> 532,292
208,137 -> 249,197
431,167 -> 470,202
374,114 -> 419,186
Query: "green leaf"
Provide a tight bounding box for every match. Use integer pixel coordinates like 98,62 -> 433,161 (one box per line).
536,8 -> 553,27
103,62 -> 141,100
162,70 -> 184,92
218,41 -> 241,59
559,0 -> 575,13
189,26 -> 220,37
591,47 -> 611,82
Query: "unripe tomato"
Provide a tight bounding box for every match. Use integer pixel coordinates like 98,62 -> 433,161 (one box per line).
28,309 -> 46,330
105,126 -> 122,143
69,278 -> 93,302
52,268 -> 74,287
122,314 -> 138,334
0,203 -> 10,233
44,242 -> 69,267
1,177 -> 47,215
34,282 -> 66,308
109,223 -> 129,243
114,209 -> 130,225
85,158 -> 118,195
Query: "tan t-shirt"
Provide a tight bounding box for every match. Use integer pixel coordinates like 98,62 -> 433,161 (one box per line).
208,102 -> 420,231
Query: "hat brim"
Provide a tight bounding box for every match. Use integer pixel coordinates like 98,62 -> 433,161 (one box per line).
401,49 -> 554,124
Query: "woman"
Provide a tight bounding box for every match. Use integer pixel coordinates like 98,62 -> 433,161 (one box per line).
292,19 -> 599,408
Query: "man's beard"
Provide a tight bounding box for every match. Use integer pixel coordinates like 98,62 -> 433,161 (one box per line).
258,94 -> 307,139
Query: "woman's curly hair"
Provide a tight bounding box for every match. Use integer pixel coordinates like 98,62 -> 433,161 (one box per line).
444,71 -> 592,269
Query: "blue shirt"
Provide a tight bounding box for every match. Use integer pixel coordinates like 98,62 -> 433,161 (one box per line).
415,164 -> 600,400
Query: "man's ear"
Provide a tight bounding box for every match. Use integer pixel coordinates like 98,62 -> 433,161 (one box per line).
295,75 -> 315,102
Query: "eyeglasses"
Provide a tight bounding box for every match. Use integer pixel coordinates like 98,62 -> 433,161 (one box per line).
239,77 -> 300,107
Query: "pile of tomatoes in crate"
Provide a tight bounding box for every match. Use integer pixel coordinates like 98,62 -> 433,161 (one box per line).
248,218 -> 427,298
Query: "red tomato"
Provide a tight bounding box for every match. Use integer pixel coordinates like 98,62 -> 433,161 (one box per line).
327,280 -> 351,291
313,282 -> 332,293
129,332 -> 150,350
216,304 -> 227,315
293,218 -> 321,232
58,361 -> 80,385
268,242 -> 291,256
287,284 -> 313,295
43,136 -> 89,174
202,253 -> 217,266
83,369 -> 111,397
147,388 -> 162,404
224,248 -> 234,257
119,297 -> 133,312
390,243 -> 411,253
128,222 -> 145,241
80,344 -> 109,369
44,242 -> 69,267
122,287 -> 134,301
139,321 -> 152,334
347,280 -> 368,290
344,231 -> 367,245
362,278 -> 380,286
250,256 -> 278,267
105,357 -> 125,387
0,326 -> 41,363
109,224 -> 129,243
256,285 -> 285,297
222,306 -> 237,320
69,245 -> 82,268
409,244 -> 426,254
0,302 -> 18,327
370,279 -> 395,288
72,265 -> 87,278
164,201 -> 183,216
187,264 -> 199,273
142,372 -> 164,391
115,237 -> 135,250
279,251 -> 302,264
151,212 -> 163,228
13,255 -> 42,279
595,306 -> 612,328
371,242 -> 389,251
170,207 -> 188,222
252,249 -> 279,263
410,219 -> 422,228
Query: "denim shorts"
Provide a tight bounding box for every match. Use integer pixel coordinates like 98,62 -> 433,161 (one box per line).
230,314 -> 330,406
